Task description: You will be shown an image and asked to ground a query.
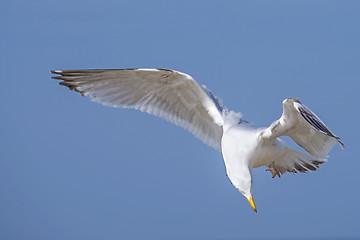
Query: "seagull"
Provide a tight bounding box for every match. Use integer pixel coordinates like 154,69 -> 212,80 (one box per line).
51,68 -> 343,213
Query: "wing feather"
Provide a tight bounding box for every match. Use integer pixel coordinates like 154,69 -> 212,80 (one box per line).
272,145 -> 327,175
297,104 -> 343,144
52,69 -> 224,150
261,98 -> 343,159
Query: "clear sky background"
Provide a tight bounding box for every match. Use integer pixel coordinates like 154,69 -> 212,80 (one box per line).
1,1 -> 359,239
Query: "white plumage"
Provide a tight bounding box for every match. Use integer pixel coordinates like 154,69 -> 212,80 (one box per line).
52,68 -> 343,213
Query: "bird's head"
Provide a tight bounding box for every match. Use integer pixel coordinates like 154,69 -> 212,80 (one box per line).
237,184 -> 257,213
227,168 -> 257,213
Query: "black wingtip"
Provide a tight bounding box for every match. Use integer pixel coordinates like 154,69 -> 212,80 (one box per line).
51,70 -> 63,80
51,70 -> 62,74
337,139 -> 345,149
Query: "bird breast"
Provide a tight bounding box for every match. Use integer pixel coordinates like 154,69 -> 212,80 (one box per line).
221,124 -> 284,170
251,138 -> 285,169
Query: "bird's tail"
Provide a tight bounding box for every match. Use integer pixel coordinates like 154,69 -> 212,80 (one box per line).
274,147 -> 327,174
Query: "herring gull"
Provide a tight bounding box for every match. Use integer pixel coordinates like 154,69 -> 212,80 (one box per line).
51,68 -> 343,213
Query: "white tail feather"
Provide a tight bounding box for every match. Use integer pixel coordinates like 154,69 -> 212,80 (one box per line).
274,147 -> 327,174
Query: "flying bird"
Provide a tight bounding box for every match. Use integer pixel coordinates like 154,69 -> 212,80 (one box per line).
51,68 -> 343,213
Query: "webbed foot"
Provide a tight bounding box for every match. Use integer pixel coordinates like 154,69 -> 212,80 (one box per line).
266,167 -> 281,178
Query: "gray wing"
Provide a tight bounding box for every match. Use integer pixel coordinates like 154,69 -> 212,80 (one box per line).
51,69 -> 224,150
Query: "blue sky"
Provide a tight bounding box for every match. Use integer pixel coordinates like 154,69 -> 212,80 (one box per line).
1,1 -> 359,239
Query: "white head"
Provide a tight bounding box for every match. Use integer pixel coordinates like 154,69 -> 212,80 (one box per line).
227,167 -> 257,213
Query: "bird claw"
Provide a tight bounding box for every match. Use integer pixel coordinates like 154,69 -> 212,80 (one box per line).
266,167 -> 281,178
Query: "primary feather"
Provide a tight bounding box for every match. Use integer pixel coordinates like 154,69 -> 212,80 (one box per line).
52,69 -> 224,150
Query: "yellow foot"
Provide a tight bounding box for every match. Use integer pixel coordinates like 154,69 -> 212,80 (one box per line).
266,167 -> 281,178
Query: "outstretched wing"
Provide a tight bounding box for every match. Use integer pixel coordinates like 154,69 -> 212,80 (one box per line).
52,69 -> 224,150
260,98 -> 343,159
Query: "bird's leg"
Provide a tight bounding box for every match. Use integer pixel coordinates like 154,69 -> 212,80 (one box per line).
266,164 -> 281,178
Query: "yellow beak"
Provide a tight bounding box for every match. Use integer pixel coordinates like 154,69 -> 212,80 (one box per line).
247,197 -> 257,213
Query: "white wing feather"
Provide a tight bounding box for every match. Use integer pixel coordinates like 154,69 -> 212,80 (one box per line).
261,98 -> 343,159
52,69 -> 224,150
289,101 -> 343,158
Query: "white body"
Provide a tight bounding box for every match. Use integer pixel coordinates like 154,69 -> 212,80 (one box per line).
221,116 -> 286,199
